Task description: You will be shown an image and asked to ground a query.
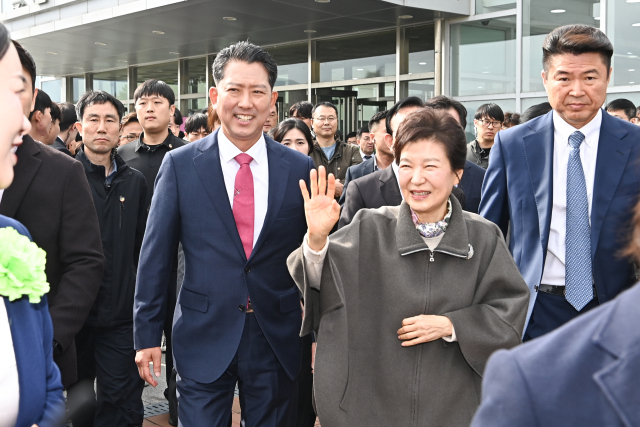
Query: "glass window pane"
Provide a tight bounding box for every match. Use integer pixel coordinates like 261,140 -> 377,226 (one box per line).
408,79 -> 435,101
406,25 -> 435,74
476,0 -> 516,14
607,0 -> 640,87
278,89 -> 308,120
317,31 -> 396,82
523,0 -> 600,93
41,79 -> 62,103
267,44 -> 308,86
136,62 -> 178,97
72,76 -> 85,103
181,57 -> 207,95
521,96 -> 549,114
450,16 -> 517,97
184,98 -> 208,116
93,69 -> 128,101
460,98 -> 516,141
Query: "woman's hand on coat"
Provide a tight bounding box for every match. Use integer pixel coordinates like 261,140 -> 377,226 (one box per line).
397,315 -> 453,346
300,166 -> 341,251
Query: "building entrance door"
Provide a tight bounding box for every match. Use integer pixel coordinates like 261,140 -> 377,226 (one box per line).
313,88 -> 358,139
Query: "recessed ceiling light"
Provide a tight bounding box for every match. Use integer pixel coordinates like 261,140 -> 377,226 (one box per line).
594,16 -> 601,20
118,60 -> 128,63
482,71 -> 490,74
399,15 -> 413,19
630,82 -> 636,84
418,62 -> 427,65
315,0 -> 330,3
629,52 -> 634,54
223,16 -> 236,20
550,9 -> 566,13
74,67 -> 83,70
152,30 -> 165,34
630,69 -> 636,71
95,42 -> 106,46
478,86 -> 483,88
408,73 -> 412,75
357,68 -> 363,70
627,0 -> 640,3
47,51 -> 57,54
304,30 -> 316,33
169,52 -> 180,55
633,22 -> 640,26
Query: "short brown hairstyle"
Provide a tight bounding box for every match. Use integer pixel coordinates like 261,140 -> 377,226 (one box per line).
394,108 -> 467,175
207,103 -> 221,130
121,111 -> 138,128
542,25 -> 613,75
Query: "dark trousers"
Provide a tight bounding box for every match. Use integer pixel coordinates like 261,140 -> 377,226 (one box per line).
297,333 -> 316,427
73,323 -> 145,427
176,314 -> 298,427
165,268 -> 178,384
524,290 -> 599,342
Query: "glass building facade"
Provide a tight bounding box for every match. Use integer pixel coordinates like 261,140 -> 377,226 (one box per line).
35,0 -> 639,137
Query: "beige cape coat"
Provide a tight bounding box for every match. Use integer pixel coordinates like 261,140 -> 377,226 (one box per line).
287,196 -> 529,427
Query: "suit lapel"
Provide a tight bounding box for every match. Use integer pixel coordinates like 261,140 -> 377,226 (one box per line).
590,113 -> 631,259
193,132 -> 246,260
379,167 -> 402,206
522,112 -> 554,254
251,138 -> 290,259
0,136 -> 42,218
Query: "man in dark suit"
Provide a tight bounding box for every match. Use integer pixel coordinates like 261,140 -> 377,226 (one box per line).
2,40 -> 104,388
480,25 -> 640,340
471,280 -> 640,427
134,42 -> 313,427
339,111 -> 393,205
339,96 -> 479,227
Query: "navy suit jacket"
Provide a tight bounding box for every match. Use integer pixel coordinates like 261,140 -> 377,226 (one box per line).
1,215 -> 65,427
338,157 -> 375,205
134,130 -> 314,383
480,110 -> 640,326
471,280 -> 640,427
458,160 -> 485,214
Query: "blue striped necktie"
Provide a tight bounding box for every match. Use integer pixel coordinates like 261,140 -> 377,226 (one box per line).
565,130 -> 593,311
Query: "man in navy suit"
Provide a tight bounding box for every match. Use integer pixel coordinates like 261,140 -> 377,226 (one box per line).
133,42 -> 314,427
480,25 -> 640,341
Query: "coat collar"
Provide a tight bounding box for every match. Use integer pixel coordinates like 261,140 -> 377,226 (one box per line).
378,166 -> 403,206
0,135 -> 42,218
396,195 -> 471,258
591,283 -> 640,426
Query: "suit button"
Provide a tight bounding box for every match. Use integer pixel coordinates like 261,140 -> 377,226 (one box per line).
244,266 -> 251,273
238,304 -> 245,312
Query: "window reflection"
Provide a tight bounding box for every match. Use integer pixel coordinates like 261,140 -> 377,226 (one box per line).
317,31 -> 396,82
607,0 -> 640,87
94,69 -> 128,101
450,17 -> 517,97
182,58 -> 207,95
72,76 -> 85,103
137,62 -> 178,96
406,25 -> 435,74
476,0 -> 516,14
408,79 -> 435,101
268,44 -> 308,86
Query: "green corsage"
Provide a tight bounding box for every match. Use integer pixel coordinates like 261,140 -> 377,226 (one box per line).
0,227 -> 49,303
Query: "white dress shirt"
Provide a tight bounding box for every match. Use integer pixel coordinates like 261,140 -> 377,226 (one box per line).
302,233 -> 456,341
0,300 -> 20,427
218,129 -> 269,247
540,110 -> 602,287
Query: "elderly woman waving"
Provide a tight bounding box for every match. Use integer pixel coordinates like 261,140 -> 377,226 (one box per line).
287,108 -> 530,427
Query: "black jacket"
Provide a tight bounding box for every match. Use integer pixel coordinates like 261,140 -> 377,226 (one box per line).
76,149 -> 147,327
0,135 -> 105,387
117,131 -> 185,210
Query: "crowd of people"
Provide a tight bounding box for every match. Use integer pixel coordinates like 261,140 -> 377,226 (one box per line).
1,20 -> 640,427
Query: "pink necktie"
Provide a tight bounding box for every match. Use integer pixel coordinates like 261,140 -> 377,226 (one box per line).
233,153 -> 254,259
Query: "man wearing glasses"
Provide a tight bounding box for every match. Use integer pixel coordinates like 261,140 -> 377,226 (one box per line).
467,103 -> 504,169
310,101 -> 362,199
119,112 -> 143,146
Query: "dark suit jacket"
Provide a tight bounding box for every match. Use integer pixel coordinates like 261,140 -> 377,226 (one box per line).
479,110 -> 640,327
1,215 -> 65,427
0,135 -> 105,387
134,130 -> 314,383
471,281 -> 640,427
338,165 -> 467,228
458,160 -> 485,214
338,166 -> 401,228
338,156 -> 376,205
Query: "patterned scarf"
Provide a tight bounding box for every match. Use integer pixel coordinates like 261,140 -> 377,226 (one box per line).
411,199 -> 452,238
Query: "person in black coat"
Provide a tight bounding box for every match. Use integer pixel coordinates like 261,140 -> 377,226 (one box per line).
71,90 -> 148,427
1,39 -> 105,389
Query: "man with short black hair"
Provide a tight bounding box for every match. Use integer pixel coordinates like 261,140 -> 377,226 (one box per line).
467,103 -> 504,169
73,90 -> 147,427
169,107 -> 184,138
184,113 -> 210,142
605,98 -> 637,122
356,126 -> 372,159
134,41 -> 313,427
289,101 -> 313,129
28,89 -> 53,144
263,103 -> 278,133
2,39 -> 104,389
310,101 -> 362,199
345,131 -> 357,145
44,101 -> 62,147
54,102 -> 77,156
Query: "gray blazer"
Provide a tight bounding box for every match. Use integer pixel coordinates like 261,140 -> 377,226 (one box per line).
288,196 -> 529,427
